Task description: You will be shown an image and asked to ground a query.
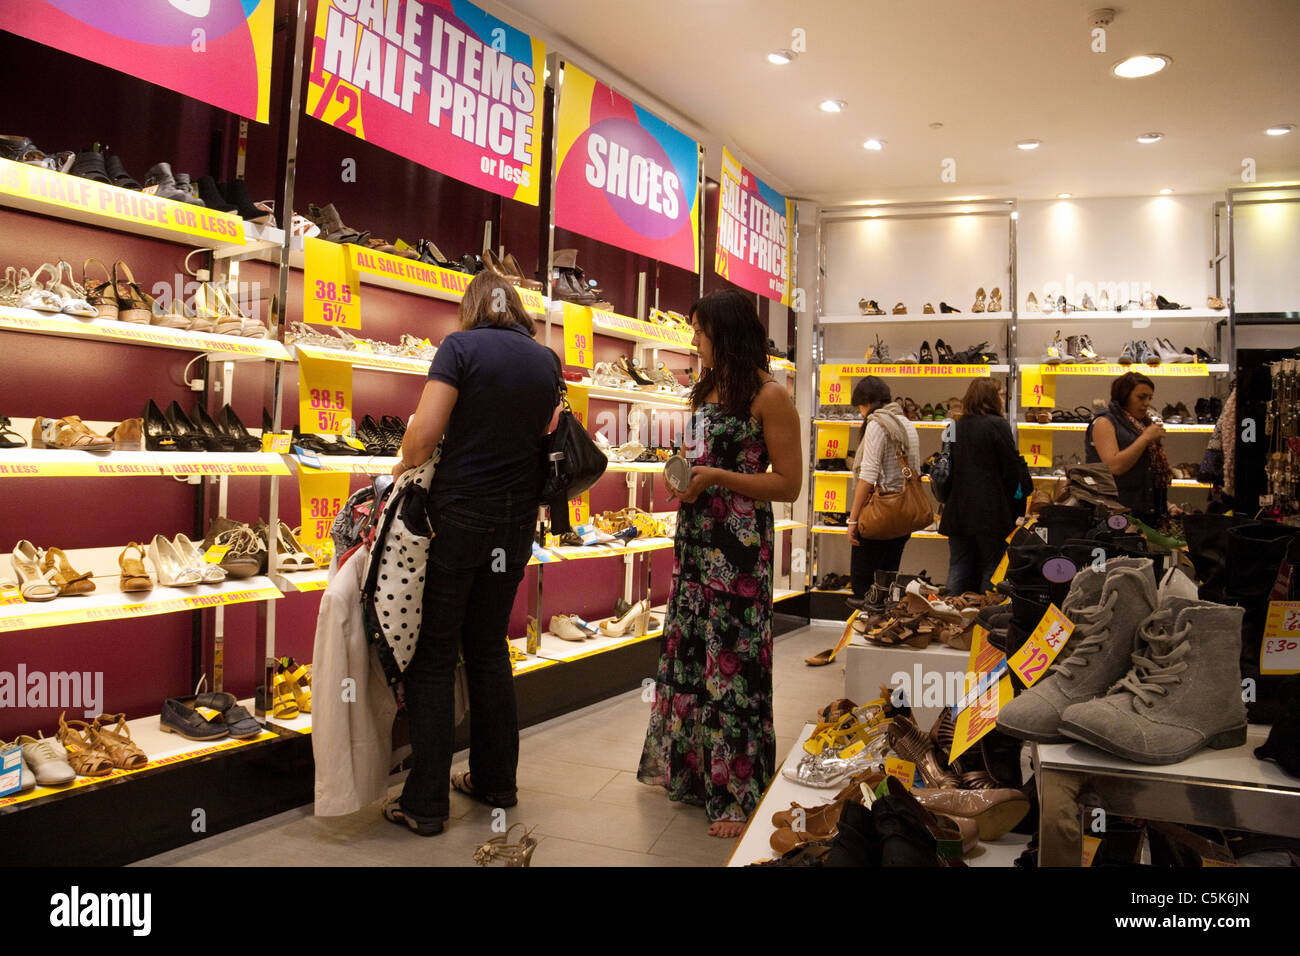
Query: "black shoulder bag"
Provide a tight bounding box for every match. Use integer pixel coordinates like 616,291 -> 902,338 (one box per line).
541,356 -> 607,534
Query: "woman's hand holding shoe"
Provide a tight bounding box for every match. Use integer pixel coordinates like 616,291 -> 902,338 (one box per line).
670,465 -> 717,504
1141,421 -> 1167,445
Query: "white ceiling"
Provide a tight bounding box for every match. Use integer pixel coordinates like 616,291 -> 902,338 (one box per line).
496,0 -> 1300,204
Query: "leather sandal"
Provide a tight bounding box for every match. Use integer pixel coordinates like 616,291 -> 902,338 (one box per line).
112,261 -> 154,323
118,543 -> 153,592
887,714 -> 961,788
0,415 -> 27,448
451,771 -> 518,808
57,714 -> 113,776
41,547 -> 94,596
82,258 -> 118,320
31,416 -> 114,451
89,713 -> 148,769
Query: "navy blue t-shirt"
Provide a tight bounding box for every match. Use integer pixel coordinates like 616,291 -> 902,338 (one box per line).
426,323 -> 559,504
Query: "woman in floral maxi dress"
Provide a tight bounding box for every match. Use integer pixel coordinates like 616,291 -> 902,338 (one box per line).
637,289 -> 803,838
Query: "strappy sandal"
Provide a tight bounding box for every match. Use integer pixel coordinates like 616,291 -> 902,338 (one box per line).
41,547 -> 95,596
18,262 -> 64,313
474,823 -> 539,866
112,261 -> 154,323
901,397 -> 921,421
90,713 -> 148,770
31,416 -> 114,450
214,284 -> 267,338
0,415 -> 27,448
382,795 -> 444,836
451,771 -> 518,808
270,663 -> 299,719
11,540 -> 59,601
1050,409 -> 1069,423
887,714 -> 960,789
57,715 -> 113,777
82,258 -> 118,320
118,543 -> 154,592
48,260 -> 97,316
1074,406 -> 1093,422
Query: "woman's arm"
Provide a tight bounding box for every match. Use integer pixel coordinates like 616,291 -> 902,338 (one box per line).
393,380 -> 458,478
674,382 -> 803,503
847,478 -> 875,545
1091,416 -> 1156,476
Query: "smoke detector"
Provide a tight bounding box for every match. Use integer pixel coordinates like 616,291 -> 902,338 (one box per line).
1090,8 -> 1116,27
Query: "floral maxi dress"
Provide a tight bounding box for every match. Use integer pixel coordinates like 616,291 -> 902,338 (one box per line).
637,404 -> 775,822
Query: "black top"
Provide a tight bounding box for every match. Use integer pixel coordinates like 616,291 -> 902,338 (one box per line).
938,413 -> 1026,539
1085,407 -> 1157,517
426,324 -> 559,505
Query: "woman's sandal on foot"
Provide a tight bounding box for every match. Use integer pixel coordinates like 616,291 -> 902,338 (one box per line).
451,771 -> 517,808
382,796 -> 445,836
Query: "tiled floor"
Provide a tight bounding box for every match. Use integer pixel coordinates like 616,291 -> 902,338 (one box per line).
136,622 -> 848,867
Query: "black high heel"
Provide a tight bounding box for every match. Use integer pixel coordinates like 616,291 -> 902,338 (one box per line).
164,401 -> 218,451
142,399 -> 179,452
919,340 -> 934,364
191,403 -> 235,451
217,405 -> 261,452
935,339 -> 956,363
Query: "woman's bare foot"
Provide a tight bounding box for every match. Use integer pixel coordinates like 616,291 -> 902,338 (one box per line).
707,820 -> 745,838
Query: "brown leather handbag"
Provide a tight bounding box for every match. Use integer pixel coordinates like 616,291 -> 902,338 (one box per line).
857,444 -> 934,540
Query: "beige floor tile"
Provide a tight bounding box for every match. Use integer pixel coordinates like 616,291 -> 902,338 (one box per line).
526,834 -> 690,867
591,770 -> 689,819
513,756 -> 620,801
646,812 -> 737,866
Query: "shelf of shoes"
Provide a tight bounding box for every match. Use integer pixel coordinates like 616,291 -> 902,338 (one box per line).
532,620 -> 663,663
0,702 -> 278,811
0,545 -> 282,633
568,380 -> 691,410
0,157 -> 263,255
0,305 -> 291,362
541,517 -> 804,563
274,568 -> 331,592
1017,422 -> 1214,433
1019,362 -> 1228,376
507,640 -> 561,674
550,301 -> 697,352
812,525 -> 945,539
820,312 -> 1014,325
290,453 -> 400,476
821,362 -> 1011,377
0,419 -> 290,478
1029,473 -> 1212,490
1019,308 -> 1226,322
289,342 -> 433,376
814,418 -> 951,429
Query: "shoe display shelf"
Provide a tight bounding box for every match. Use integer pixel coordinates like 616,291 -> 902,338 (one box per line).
811,524 -> 945,540
1019,362 -> 1231,376
569,380 -> 691,410
547,300 -> 697,354
1029,473 -> 1213,489
1033,730 -> 1300,867
727,721 -> 1029,867
840,636 -> 969,731
1019,308 -> 1227,322
814,418 -> 950,429
288,341 -> 434,377
821,361 -> 1013,377
1017,421 -> 1214,433
819,312 -> 1014,325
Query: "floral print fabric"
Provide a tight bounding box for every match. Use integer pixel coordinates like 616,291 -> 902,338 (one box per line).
637,405 -> 775,822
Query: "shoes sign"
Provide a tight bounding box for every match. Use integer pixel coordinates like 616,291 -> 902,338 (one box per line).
946,625 -> 1014,762
1261,601 -> 1300,674
816,423 -> 850,460
308,0 -> 546,205
814,474 -> 848,513
714,148 -> 794,306
1007,604 -> 1074,688
554,63 -> 700,273
304,236 -> 362,329
298,354 -> 353,436
1018,432 -> 1052,469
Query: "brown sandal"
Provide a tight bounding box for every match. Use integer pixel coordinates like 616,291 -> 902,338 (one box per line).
57,714 -> 113,776
91,713 -> 148,769
82,257 -> 118,320
888,715 -> 960,789
112,260 -> 155,324
41,547 -> 95,596
118,543 -> 153,592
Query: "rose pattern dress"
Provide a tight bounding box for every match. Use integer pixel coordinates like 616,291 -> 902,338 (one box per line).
637,404 -> 775,822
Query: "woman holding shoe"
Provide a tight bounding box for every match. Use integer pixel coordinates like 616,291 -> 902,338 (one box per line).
1085,371 -> 1170,525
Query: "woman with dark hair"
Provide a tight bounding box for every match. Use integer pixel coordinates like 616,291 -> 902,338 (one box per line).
638,288 -> 802,838
939,378 -> 1029,593
847,376 -> 921,606
384,271 -> 561,836
1086,371 -> 1169,523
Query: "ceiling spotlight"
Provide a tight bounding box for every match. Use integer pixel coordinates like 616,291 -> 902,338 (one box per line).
1137,132 -> 1163,143
1159,188 -> 1173,195
1057,193 -> 1072,199
1113,54 -> 1171,78
1017,139 -> 1041,150
1266,124 -> 1295,136
819,99 -> 846,113
863,139 -> 884,151
767,49 -> 794,65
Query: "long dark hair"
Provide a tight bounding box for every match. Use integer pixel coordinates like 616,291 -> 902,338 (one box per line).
689,289 -> 769,417
459,271 -> 535,335
851,376 -> 891,442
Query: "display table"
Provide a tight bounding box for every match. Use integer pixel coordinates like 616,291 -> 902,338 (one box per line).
842,637 -> 970,731
1034,727 -> 1300,866
729,723 -> 1028,866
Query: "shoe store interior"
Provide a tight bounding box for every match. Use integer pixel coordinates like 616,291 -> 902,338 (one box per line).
2,0 -> 1299,878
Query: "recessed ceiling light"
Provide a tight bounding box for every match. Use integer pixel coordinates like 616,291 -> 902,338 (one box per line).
819,99 -> 846,113
863,139 -> 884,151
1137,132 -> 1163,143
1017,139 -> 1041,150
1266,124 -> 1295,136
1113,54 -> 1171,78
1057,193 -> 1072,199
767,49 -> 794,65
1159,188 -> 1173,195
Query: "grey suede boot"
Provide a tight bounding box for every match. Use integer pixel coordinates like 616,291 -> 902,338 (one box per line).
1059,597 -> 1247,764
997,558 -> 1156,743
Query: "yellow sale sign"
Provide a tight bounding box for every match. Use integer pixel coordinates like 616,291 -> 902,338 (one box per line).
1018,431 -> 1053,469
814,474 -> 849,513
298,354 -> 353,436
298,469 -> 351,554
562,302 -> 595,369
303,236 -> 361,329
817,423 -> 851,459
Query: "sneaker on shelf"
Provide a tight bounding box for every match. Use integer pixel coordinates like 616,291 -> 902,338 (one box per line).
1117,341 -> 1137,365
1134,340 -> 1159,365
1043,331 -> 1071,365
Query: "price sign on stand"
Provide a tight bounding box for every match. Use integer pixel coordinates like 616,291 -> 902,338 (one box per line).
1261,601 -> 1300,674
948,625 -> 1014,762
563,302 -> 595,369
1008,604 -> 1074,688
303,236 -> 361,328
298,354 -> 353,436
819,369 -> 847,406
1018,431 -> 1053,469
817,423 -> 851,460
814,474 -> 849,513
568,491 -> 590,527
1022,369 -> 1054,408
566,383 -> 590,430
298,470 -> 351,556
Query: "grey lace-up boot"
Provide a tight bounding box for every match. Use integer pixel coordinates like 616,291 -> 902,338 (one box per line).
997,558 -> 1156,743
1059,596 -> 1247,764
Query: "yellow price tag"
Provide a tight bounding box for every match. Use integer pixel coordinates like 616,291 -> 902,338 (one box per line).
303,236 -> 361,328
1018,431 -> 1053,469
817,423 -> 851,459
568,491 -> 590,527
1022,369 -> 1054,408
884,756 -> 916,790
298,470 -> 352,553
819,370 -> 847,406
1261,601 -> 1300,674
298,354 -> 353,436
1008,604 -> 1074,688
261,432 -> 292,454
566,385 -> 589,431
0,585 -> 23,607
813,474 -> 849,513
204,545 -> 231,564
1081,835 -> 1102,867
194,706 -> 224,722
839,738 -> 867,759
948,625 -> 1014,762
563,302 -> 594,369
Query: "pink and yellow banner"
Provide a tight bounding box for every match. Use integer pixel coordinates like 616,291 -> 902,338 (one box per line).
307,0 -> 545,205
0,0 -> 273,123
554,63 -> 700,273
715,148 -> 793,305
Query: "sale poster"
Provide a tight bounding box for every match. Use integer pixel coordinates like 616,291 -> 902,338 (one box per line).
554,62 -> 700,273
714,147 -> 793,305
1,0 -> 274,122
308,0 -> 546,204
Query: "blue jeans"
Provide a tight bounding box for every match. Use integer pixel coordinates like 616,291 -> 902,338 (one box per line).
399,494 -> 537,820
946,534 -> 1007,595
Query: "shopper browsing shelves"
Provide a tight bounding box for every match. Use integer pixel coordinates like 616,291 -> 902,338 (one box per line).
638,289 -> 802,839
1085,372 -> 1171,525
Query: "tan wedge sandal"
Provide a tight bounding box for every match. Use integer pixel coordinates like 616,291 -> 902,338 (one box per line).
57,714 -> 113,777
118,542 -> 153,593
40,547 -> 94,596
90,713 -> 148,769
112,260 -> 154,323
82,258 -> 118,320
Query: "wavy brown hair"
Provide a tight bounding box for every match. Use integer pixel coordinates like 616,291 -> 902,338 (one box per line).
689,289 -> 770,417
458,271 -> 536,335
961,378 -> 1005,417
